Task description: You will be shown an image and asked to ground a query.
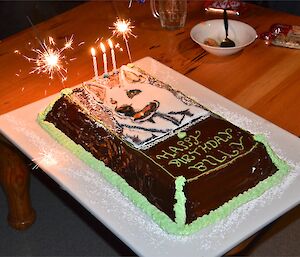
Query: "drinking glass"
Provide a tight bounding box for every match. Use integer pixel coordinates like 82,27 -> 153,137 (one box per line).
150,0 -> 187,30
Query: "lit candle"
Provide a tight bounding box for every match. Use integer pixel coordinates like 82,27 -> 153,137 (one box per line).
108,39 -> 117,74
90,47 -> 99,79
100,42 -> 108,77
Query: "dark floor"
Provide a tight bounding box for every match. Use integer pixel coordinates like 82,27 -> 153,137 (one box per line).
0,170 -> 136,256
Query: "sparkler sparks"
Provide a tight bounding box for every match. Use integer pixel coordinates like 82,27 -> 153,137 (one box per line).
110,18 -> 136,62
19,35 -> 75,82
64,35 -> 74,49
111,18 -> 136,39
78,41 -> 85,46
31,148 -> 58,170
115,43 -> 123,52
49,36 -> 56,45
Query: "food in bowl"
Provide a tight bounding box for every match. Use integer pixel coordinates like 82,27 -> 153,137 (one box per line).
204,38 -> 219,47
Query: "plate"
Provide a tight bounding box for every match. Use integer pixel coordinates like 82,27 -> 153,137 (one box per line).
0,57 -> 299,256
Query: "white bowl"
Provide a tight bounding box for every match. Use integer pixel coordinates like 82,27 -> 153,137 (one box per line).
190,19 -> 257,56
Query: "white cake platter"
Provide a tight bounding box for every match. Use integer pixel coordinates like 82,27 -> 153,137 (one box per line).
0,57 -> 299,257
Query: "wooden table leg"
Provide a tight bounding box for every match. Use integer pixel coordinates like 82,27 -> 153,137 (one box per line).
0,135 -> 36,230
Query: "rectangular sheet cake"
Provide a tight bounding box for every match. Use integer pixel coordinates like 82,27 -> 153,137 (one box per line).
38,64 -> 289,235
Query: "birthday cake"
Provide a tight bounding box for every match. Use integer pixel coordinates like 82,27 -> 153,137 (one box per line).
38,64 -> 289,235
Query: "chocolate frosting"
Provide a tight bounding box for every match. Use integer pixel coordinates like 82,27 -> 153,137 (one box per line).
46,96 -> 277,224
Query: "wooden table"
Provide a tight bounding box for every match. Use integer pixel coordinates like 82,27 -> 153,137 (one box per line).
1,1 -> 300,135
0,0 -> 299,254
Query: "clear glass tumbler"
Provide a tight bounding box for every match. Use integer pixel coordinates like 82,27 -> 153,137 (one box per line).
150,0 -> 187,30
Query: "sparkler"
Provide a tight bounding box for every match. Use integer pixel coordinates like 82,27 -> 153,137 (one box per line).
110,18 -> 136,62
22,36 -> 74,82
15,17 -> 76,82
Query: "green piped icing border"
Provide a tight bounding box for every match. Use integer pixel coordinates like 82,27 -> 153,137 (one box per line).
174,176 -> 187,226
37,94 -> 290,236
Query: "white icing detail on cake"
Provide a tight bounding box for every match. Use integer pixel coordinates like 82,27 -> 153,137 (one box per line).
77,65 -> 210,149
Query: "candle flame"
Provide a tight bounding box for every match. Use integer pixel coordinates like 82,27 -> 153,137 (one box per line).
91,47 -> 96,56
100,42 -> 106,53
108,39 -> 114,49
